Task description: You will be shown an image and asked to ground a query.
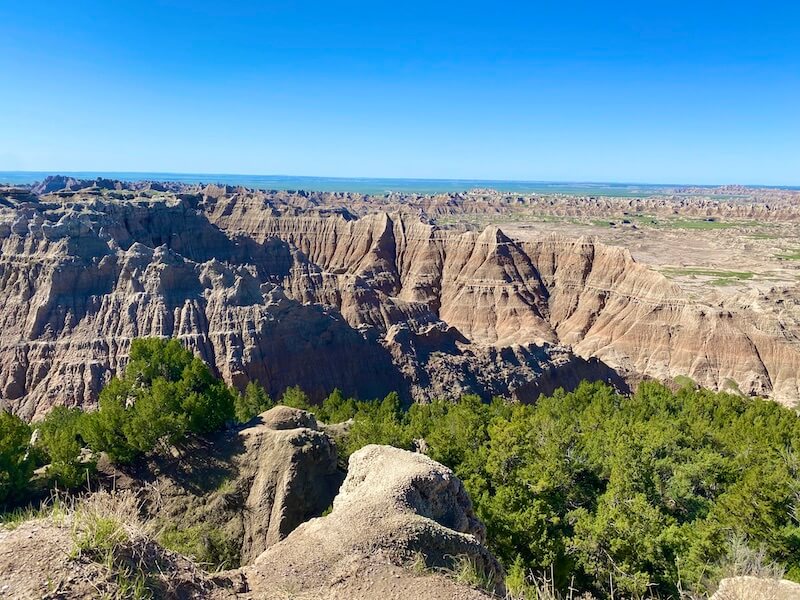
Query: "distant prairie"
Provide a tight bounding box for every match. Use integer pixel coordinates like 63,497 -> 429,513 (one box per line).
5,170 -> 798,196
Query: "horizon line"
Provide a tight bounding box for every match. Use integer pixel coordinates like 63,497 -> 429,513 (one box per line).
1,170 -> 798,191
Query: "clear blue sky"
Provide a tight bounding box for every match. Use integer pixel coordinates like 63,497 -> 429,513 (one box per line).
1,1 -> 798,185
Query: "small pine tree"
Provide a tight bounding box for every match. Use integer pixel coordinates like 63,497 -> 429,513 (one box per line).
280,385 -> 311,410
318,388 -> 358,423
81,338 -> 235,464
35,406 -> 93,489
234,381 -> 274,423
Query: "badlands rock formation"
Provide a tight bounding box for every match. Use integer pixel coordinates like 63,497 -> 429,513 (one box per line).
1,178 -> 800,417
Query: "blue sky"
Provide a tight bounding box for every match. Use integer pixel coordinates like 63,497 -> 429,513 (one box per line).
1,1 -> 798,185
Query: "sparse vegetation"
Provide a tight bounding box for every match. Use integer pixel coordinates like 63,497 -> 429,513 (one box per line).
70,489 -> 145,559
657,218 -> 742,230
70,490 -> 156,599
450,554 -> 497,593
404,551 -> 498,595
579,215 -> 749,231
660,267 -> 754,281
409,550 -> 429,576
777,249 -> 800,260
722,378 -> 743,394
505,560 -> 565,600
673,374 -> 697,390
0,493 -> 67,529
158,523 -> 240,570
2,489 -> 216,599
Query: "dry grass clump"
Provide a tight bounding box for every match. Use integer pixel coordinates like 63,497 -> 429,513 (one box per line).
405,552 -> 499,595
2,490 -> 155,598
450,554 -> 497,593
67,489 -> 220,599
717,537 -> 785,582
0,493 -> 69,529
500,540 -> 790,600
70,489 -> 148,558
504,564 -> 593,600
67,490 -> 154,599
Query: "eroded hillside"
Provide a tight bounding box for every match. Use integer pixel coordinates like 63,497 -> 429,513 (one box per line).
1,178 -> 799,417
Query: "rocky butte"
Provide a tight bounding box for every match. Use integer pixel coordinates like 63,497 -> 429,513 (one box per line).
1,176 -> 800,419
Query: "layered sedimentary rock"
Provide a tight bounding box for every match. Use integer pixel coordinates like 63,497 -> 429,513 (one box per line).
204,193 -> 800,406
1,181 -> 800,417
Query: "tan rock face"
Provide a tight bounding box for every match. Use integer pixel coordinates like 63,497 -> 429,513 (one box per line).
206,196 -> 800,406
235,407 -> 342,563
243,444 -> 503,599
1,184 -> 799,418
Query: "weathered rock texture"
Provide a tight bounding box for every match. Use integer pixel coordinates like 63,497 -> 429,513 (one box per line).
241,444 -> 503,599
235,407 -> 342,563
1,180 -> 799,417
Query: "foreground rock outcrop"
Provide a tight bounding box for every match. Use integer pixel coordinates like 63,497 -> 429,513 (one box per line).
2,180 -> 800,417
0,444 -> 501,599
240,444 -> 504,599
106,406 -> 343,566
223,406 -> 343,563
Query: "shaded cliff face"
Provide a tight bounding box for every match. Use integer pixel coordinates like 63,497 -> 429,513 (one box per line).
1,185 -> 799,418
0,197 -> 404,418
205,195 -> 800,406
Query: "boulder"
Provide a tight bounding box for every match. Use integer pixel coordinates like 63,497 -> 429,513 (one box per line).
258,405 -> 318,430
236,406 -> 342,562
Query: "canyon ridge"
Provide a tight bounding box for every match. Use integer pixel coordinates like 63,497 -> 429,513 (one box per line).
2,176 -> 800,419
